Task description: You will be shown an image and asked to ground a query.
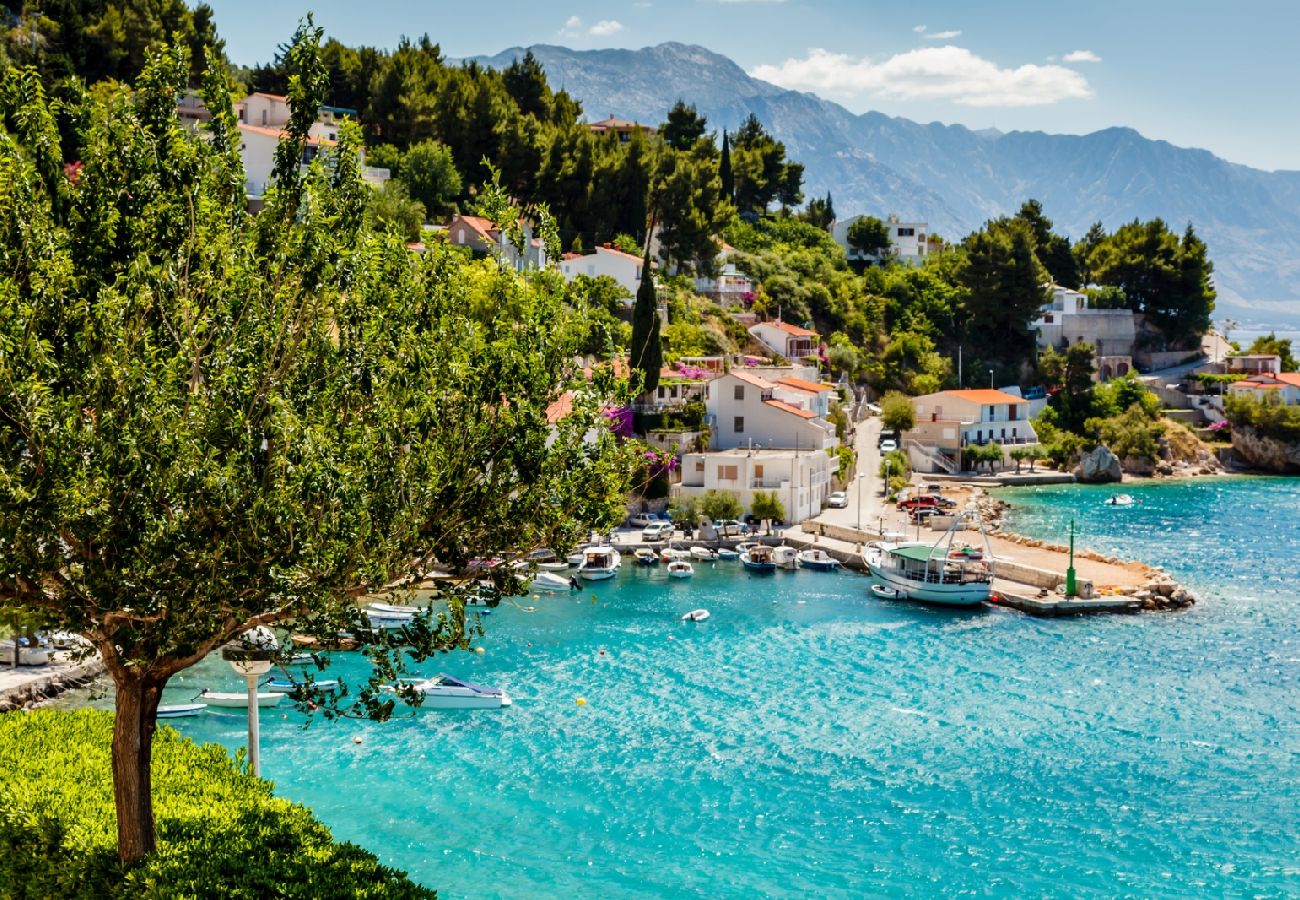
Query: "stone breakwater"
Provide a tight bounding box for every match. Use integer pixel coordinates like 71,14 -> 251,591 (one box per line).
0,656 -> 104,712
975,495 -> 1195,611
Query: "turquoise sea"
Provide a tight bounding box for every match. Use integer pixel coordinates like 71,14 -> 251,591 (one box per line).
74,477 -> 1299,897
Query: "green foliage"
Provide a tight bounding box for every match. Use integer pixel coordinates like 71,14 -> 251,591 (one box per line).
749,491 -> 785,523
1091,373 -> 1160,420
834,445 -> 856,482
880,390 -> 917,432
668,494 -> 700,527
367,178 -> 426,241
1224,393 -> 1300,443
1009,445 -> 1038,473
401,138 -> 462,218
962,442 -> 1005,473
1089,404 -> 1165,461
1244,333 -> 1297,372
846,215 -> 891,257
879,448 -> 910,481
826,401 -> 849,440
800,191 -> 835,231
957,217 -> 1050,365
563,275 -> 632,356
1013,199 -> 1079,288
730,114 -> 801,215
700,488 -> 743,522
661,100 -> 708,151
1039,342 -> 1097,432
0,710 -> 434,898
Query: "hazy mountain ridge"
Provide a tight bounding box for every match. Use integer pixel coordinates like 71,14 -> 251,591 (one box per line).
473,42 -> 1300,326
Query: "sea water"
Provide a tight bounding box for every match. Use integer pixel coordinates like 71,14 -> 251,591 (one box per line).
71,478 -> 1299,897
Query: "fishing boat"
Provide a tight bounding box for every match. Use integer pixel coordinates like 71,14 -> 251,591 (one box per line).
862,513 -> 993,607
530,572 -> 576,592
735,541 -> 758,555
634,548 -> 660,566
578,546 -> 622,581
199,689 -> 284,709
716,547 -> 740,560
797,548 -> 841,571
266,678 -> 339,694
667,560 -> 694,579
740,545 -> 777,573
689,546 -> 716,561
156,703 -> 207,719
400,674 -> 511,710
681,608 -> 710,622
772,546 -> 799,570
1104,493 -> 1135,507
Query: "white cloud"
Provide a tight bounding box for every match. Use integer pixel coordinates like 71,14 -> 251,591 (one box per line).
925,30 -> 961,40
913,24 -> 927,33
588,19 -> 624,36
750,46 -> 1094,108
559,15 -> 584,37
1062,49 -> 1101,63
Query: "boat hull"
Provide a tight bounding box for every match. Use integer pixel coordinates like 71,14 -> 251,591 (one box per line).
867,564 -> 989,607
741,560 -> 776,573
201,691 -> 284,708
579,568 -> 616,581
156,704 -> 207,718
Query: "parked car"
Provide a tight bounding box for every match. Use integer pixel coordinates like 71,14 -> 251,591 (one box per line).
908,506 -> 939,524
642,522 -> 674,541
744,514 -> 785,529
826,491 -> 848,508
879,438 -> 898,453
916,494 -> 957,509
713,519 -> 749,537
897,496 -> 942,511
628,512 -> 663,528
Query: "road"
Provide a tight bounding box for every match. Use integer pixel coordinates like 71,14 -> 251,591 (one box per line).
813,416 -> 894,533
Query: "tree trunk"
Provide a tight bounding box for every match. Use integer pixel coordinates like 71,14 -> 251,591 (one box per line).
111,672 -> 163,865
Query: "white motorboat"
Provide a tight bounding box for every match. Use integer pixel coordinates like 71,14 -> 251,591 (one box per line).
199,689 -> 284,709
156,703 -> 207,719
539,560 -> 570,571
716,548 -> 740,560
667,560 -> 695,579
285,652 -> 316,666
578,546 -> 622,580
661,546 -> 691,562
566,548 -> 586,566
531,572 -> 576,592
735,541 -> 758,555
689,546 -> 716,561
634,547 -> 660,566
367,602 -> 418,618
403,674 -> 511,709
1104,493 -> 1135,507
740,545 -> 776,573
266,678 -> 339,694
681,608 -> 710,622
797,548 -> 841,571
863,512 -> 993,607
772,546 -> 799,570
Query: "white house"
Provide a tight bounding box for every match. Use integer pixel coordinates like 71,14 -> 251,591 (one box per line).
1032,284 -> 1137,381
833,214 -> 930,265
770,376 -> 836,419
1225,354 -> 1282,376
1227,372 -> 1300,405
904,388 -> 1038,473
559,244 -> 647,295
694,243 -> 754,307
645,367 -> 709,410
447,215 -> 548,271
674,447 -> 833,523
748,320 -> 821,364
705,371 -> 837,452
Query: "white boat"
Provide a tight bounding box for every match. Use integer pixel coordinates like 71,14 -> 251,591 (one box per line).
667,560 -> 695,579
266,678 -> 339,693
539,560 -> 570,571
735,541 -> 758,555
870,584 -> 907,601
772,546 -> 799,570
634,547 -> 660,566
403,674 -> 511,709
566,549 -> 586,566
199,689 -> 284,709
661,546 -> 691,561
531,572 -> 576,592
156,703 -> 207,719
681,608 -> 710,622
740,545 -> 776,573
367,602 -> 417,618
0,644 -> 50,666
716,548 -> 740,560
578,546 -> 622,581
285,652 -> 316,666
797,548 -> 840,571
689,546 -> 716,561
1104,493 -> 1135,507
863,512 -> 993,607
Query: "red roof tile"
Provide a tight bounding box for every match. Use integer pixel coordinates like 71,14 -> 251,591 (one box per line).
729,371 -> 776,390
238,123 -> 335,146
776,376 -> 833,394
763,321 -> 819,338
763,399 -> 817,419
937,389 -> 1028,404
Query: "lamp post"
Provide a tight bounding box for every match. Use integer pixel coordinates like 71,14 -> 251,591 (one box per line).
988,368 -> 994,389
221,626 -> 278,778
856,471 -> 865,532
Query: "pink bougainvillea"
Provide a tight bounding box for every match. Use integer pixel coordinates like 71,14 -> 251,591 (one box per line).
63,161 -> 83,185
604,406 -> 634,439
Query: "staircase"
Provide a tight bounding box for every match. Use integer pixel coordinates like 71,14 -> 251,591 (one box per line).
906,439 -> 959,474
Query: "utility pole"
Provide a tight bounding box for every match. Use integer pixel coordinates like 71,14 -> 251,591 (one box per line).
1065,518 -> 1077,598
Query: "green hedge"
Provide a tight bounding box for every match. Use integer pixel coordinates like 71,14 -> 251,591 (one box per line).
0,710 -> 434,899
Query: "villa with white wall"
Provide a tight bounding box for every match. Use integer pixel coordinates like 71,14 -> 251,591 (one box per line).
904,388 -> 1038,473
1032,284 -> 1136,381
674,447 -> 833,524
704,371 -> 837,452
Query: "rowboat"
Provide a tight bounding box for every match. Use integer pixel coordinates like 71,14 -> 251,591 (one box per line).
156,704 -> 207,719
199,689 -> 283,709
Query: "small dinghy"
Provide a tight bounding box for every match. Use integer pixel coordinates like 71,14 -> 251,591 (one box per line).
539,560 -> 570,571
199,689 -> 283,709
689,546 -> 716,561
681,608 -> 710,622
1104,493 -> 1135,507
870,584 -> 908,601
266,678 -> 339,694
156,703 -> 207,719
667,560 -> 695,579
634,547 -> 660,566
716,548 -> 739,560
531,572 -> 576,592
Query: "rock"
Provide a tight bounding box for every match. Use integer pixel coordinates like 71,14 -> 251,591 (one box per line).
1075,445 -> 1123,483
1155,462 -> 1174,476
1231,426 -> 1300,474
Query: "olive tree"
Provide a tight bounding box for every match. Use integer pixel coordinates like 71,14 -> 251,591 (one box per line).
0,27 -> 634,865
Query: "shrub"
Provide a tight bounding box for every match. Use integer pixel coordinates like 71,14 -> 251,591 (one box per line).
699,489 -> 744,522
667,495 -> 701,527
879,448 -> 909,482
879,391 -> 916,433
749,491 -> 785,523
0,710 -> 434,898
1225,393 -> 1300,443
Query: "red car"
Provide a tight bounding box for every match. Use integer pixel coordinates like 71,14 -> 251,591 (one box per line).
897,496 -> 941,511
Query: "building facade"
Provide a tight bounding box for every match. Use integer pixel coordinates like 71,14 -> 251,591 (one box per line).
705,372 -> 837,452
833,214 -> 930,265
674,448 -> 833,523
1032,284 -> 1136,381
904,388 -> 1038,473
747,320 -> 821,364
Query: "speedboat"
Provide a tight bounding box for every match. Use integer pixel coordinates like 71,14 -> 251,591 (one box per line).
667,560 -> 694,578
578,546 -> 622,581
716,548 -> 740,560
772,546 -> 799,570
689,546 -> 716,561
863,512 -> 993,607
797,548 -> 841,571
156,703 -> 207,719
740,545 -> 776,573
681,608 -> 710,622
634,548 -> 660,566
402,674 -> 511,709
1104,493 -> 1135,507
266,678 -> 339,694
530,572 -> 576,592
199,689 -> 284,709
367,602 -> 417,618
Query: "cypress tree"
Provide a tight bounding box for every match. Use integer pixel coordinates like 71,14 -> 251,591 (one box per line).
719,129 -> 734,203
630,245 -> 662,395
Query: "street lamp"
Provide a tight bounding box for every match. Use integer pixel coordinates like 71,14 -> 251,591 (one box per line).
856,471 -> 866,532
221,625 -> 278,778
988,368 -> 994,389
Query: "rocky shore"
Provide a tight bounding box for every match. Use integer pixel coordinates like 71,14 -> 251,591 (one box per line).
0,655 -> 104,712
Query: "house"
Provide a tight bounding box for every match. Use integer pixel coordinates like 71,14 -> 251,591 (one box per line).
904,388 -> 1038,473
1225,354 -> 1282,376
770,376 -> 836,419
559,244 -> 648,295
447,215 -> 548,272
674,447 -> 833,523
645,367 -> 709,410
694,243 -> 754,307
1227,372 -> 1300,405
587,114 -> 656,143
1032,284 -> 1136,381
833,214 -> 930,265
748,320 -> 821,364
704,371 -> 837,452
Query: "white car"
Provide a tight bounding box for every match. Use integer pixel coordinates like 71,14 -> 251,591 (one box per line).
642,522 -> 674,541
879,439 -> 898,453
628,512 -> 663,528
826,491 -> 848,508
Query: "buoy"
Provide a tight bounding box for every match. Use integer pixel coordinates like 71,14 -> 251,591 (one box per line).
598,649 -> 606,656
352,736 -> 362,744
475,647 -> 485,655
576,697 -> 587,706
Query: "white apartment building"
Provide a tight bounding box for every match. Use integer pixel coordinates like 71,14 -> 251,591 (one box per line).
559,244 -> 647,296
1032,284 -> 1137,381
705,371 -> 837,452
675,447 -> 833,523
694,243 -> 755,307
833,214 -> 930,265
904,388 -> 1038,473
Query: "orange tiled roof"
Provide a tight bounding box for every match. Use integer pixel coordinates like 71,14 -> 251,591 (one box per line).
776,376 -> 832,394
938,389 -> 1028,404
759,320 -> 819,338
238,122 -> 335,146
764,399 -> 816,419
729,371 -> 776,390
545,392 -> 574,423
455,215 -> 498,242
597,245 -> 645,264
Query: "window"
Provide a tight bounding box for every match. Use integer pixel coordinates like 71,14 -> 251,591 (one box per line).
657,386 -> 666,399
718,465 -> 738,481
897,227 -> 915,237
455,230 -> 465,245
754,464 -> 764,478
734,416 -> 744,434
734,385 -> 745,401
695,461 -> 704,472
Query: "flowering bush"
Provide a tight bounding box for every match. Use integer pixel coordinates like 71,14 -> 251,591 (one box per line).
604,406 -> 634,439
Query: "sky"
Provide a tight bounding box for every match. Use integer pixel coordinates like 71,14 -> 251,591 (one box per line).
204,0 -> 1300,172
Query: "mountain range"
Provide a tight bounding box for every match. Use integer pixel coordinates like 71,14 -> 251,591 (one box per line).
472,42 -> 1300,329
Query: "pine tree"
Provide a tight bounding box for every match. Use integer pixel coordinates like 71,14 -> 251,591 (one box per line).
719,129 -> 734,203
630,245 -> 662,395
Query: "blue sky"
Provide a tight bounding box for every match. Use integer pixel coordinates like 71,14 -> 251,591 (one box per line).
205,0 -> 1299,172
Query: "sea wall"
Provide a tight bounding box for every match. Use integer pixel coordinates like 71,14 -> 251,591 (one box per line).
0,657 -> 104,712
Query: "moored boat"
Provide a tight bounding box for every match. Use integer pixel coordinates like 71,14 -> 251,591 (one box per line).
200,689 -> 283,709
634,547 -> 660,566
681,608 -> 710,622
266,678 -> 339,694
156,703 -> 207,719
1104,493 -> 1135,507
578,546 -> 622,581
863,512 -> 993,607
716,547 -> 739,560
400,674 -> 511,709
797,548 -> 840,571
870,584 -> 906,601
689,546 -> 716,561
539,560 -> 570,571
531,572 -> 576,592
772,546 -> 799,570
740,545 -> 777,573
667,560 -> 695,578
